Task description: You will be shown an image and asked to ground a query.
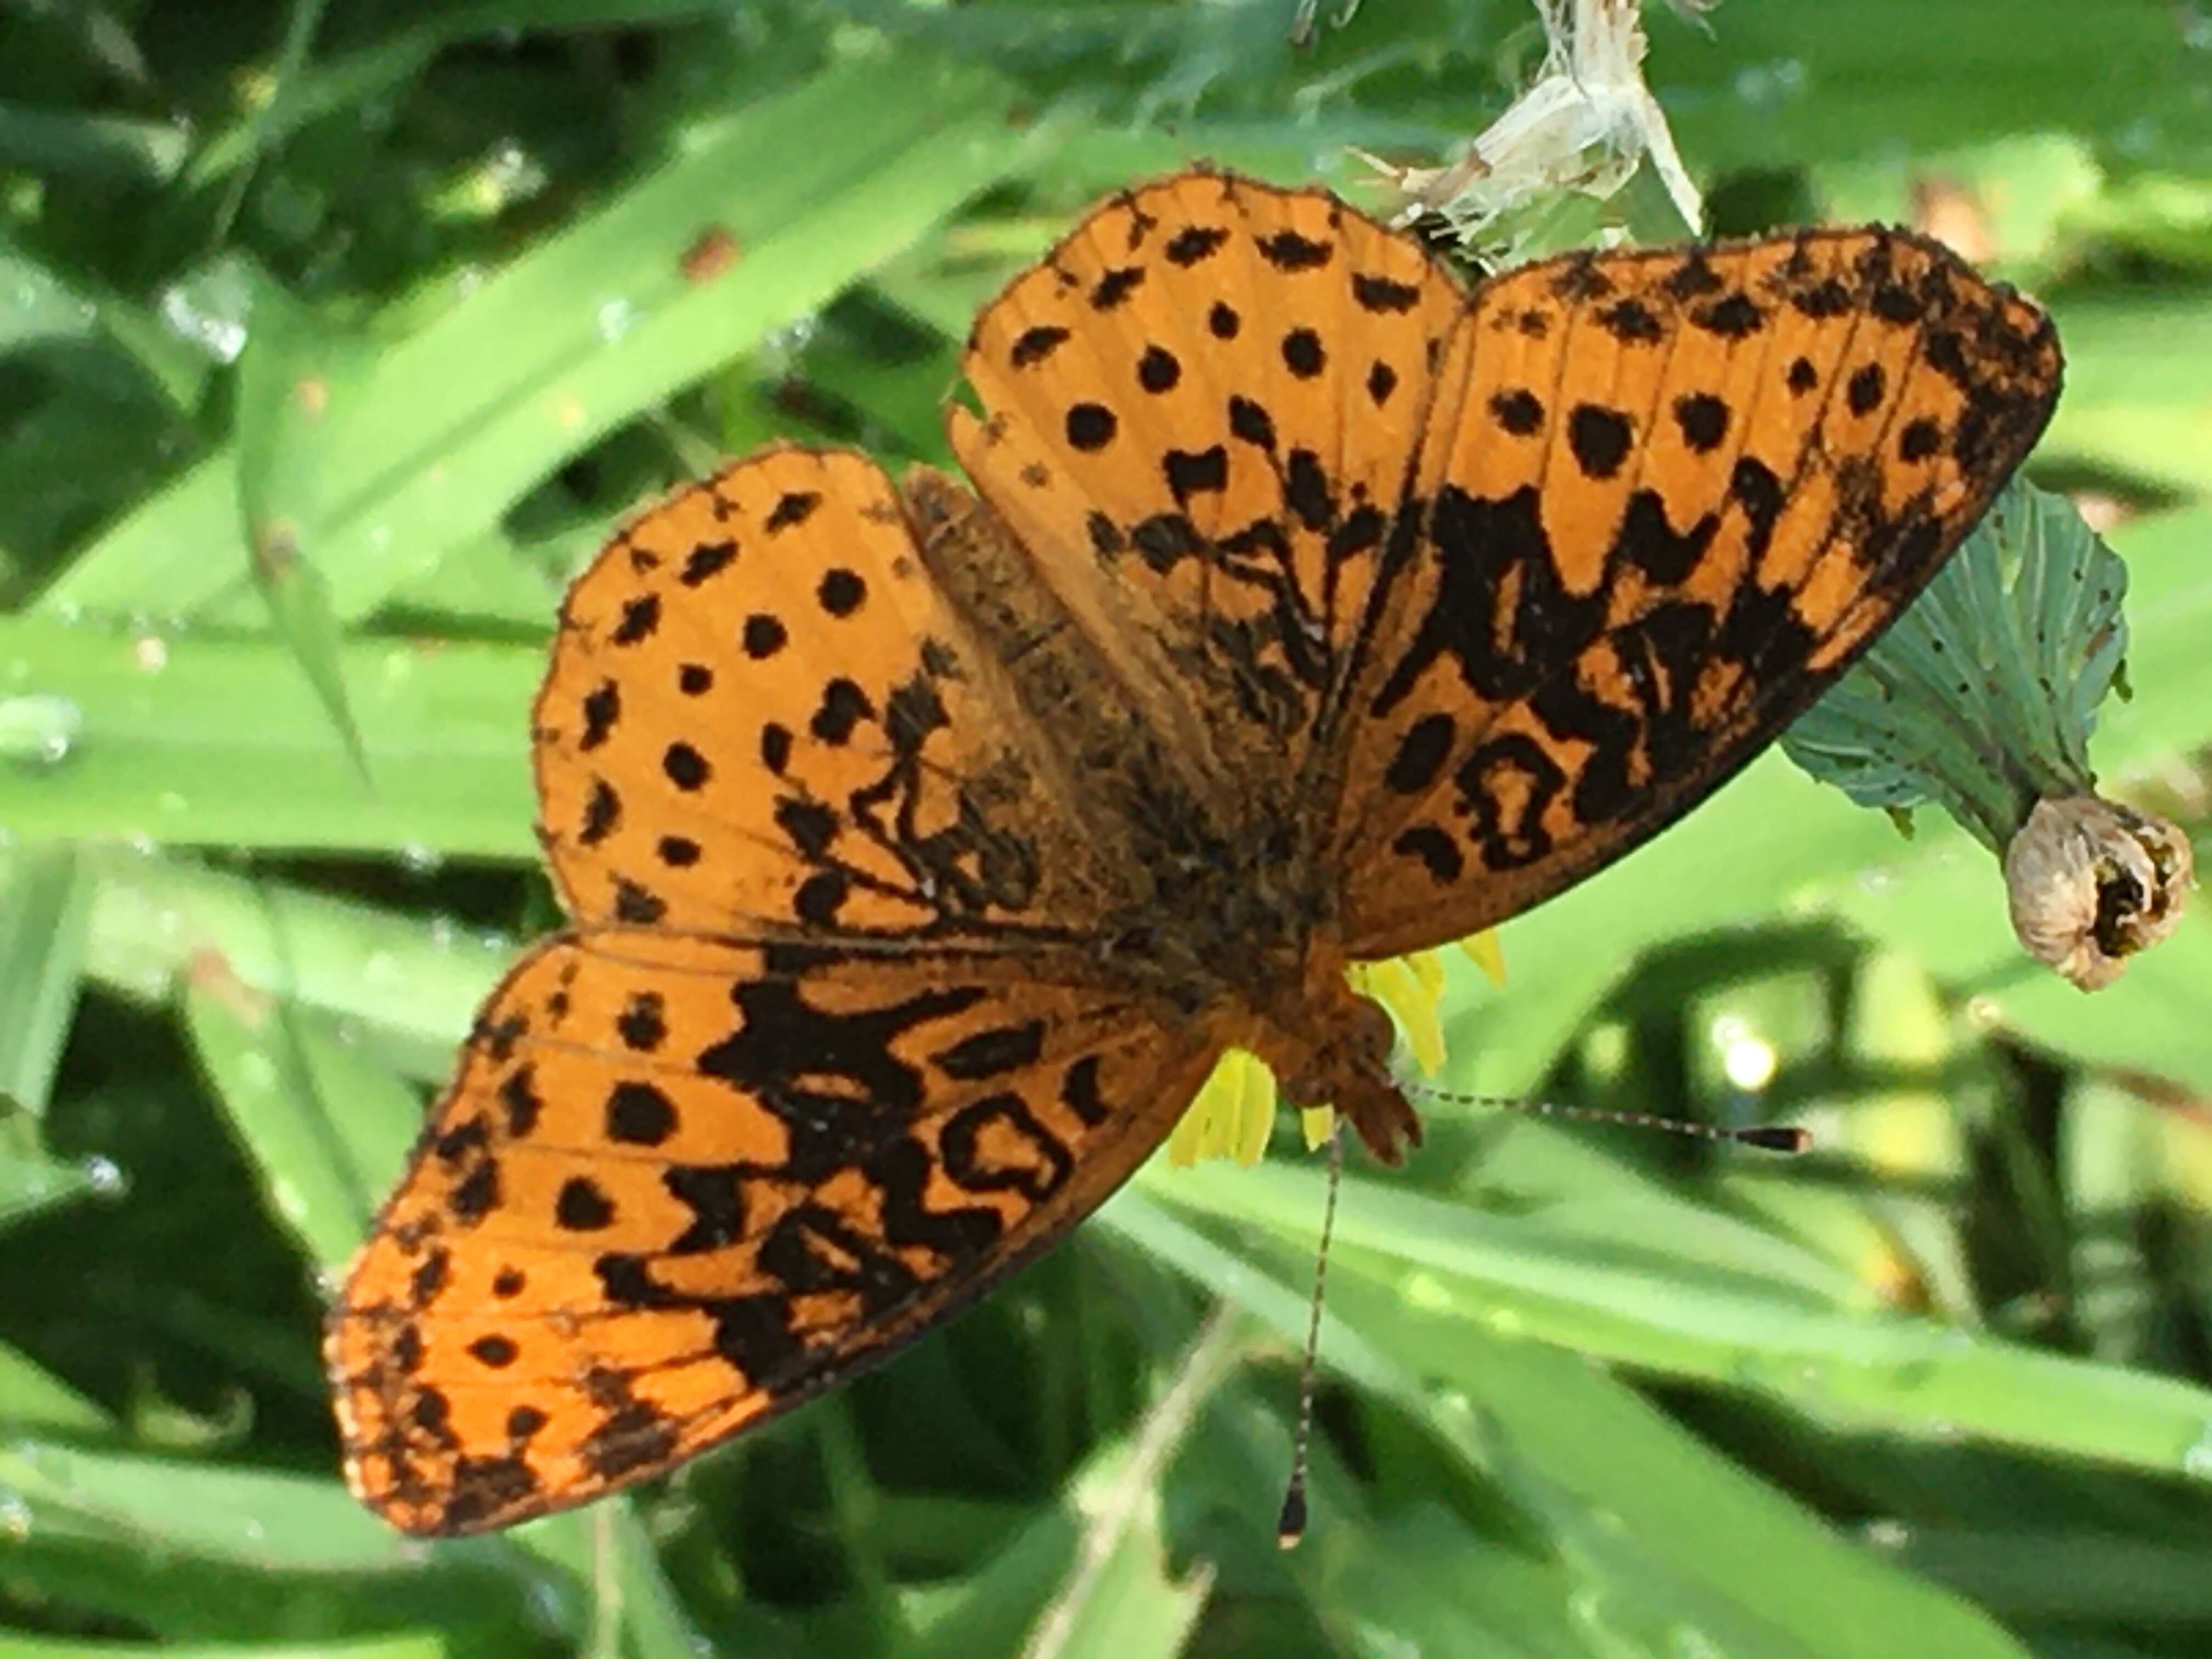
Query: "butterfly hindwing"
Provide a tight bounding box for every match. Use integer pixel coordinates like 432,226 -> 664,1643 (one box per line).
329,930 -> 1216,1534
1335,227 -> 2062,956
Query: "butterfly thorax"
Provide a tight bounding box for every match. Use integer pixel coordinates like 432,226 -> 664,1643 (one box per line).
902,469 -> 1419,1159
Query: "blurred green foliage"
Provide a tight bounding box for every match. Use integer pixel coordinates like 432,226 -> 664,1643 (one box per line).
4,2 -> 2212,1655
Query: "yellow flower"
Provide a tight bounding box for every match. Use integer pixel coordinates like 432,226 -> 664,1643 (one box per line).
1167,931 -> 1505,1165
1166,1048 -> 1278,1167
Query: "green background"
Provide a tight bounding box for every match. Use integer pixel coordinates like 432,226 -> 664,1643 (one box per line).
4,2 -> 2212,1654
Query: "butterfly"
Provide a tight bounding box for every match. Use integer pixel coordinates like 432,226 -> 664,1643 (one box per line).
326,168 -> 2059,1534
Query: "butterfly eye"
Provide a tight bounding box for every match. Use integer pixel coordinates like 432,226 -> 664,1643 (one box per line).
1350,996 -> 1396,1070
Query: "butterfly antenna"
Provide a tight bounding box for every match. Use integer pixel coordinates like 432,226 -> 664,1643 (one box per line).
1277,1121 -> 1345,1549
1401,1082 -> 1810,1154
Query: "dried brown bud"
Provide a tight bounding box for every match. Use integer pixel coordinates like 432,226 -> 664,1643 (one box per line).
2002,796 -> 2194,990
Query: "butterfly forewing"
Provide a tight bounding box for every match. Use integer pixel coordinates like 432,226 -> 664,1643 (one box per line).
1334,227 -> 2061,957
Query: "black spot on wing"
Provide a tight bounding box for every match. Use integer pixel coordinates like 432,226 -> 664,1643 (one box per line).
579,780 -> 620,845
1615,490 -> 1720,585
1491,389 -> 1544,436
1166,224 -> 1228,265
1385,713 -> 1454,794
760,723 -> 792,774
1229,395 -> 1277,449
580,680 -> 620,750
1393,824 -> 1464,883
743,613 -> 787,658
817,568 -> 865,616
614,879 -> 665,924
1281,328 -> 1325,379
662,742 -> 709,791
1663,254 -> 1724,300
1130,514 -> 1201,573
1596,297 -> 1663,343
933,1019 -> 1046,1080
1012,324 -> 1070,367
811,679 -> 873,744
1568,405 -> 1633,479
1164,445 -> 1229,502
1848,363 -> 1887,416
680,540 -> 736,586
606,1081 -> 676,1146
617,992 -> 667,1052
1352,271 -> 1423,312
766,492 -> 819,532
1092,266 -> 1144,309
1691,291 -> 1764,338
1672,393 -> 1729,453
611,594 -> 659,645
1060,1055 -> 1110,1126
1257,229 -> 1331,271
1791,279 -> 1852,319
1285,449 -> 1333,531
1551,256 -> 1615,301
1066,403 -> 1117,452
555,1176 -> 616,1231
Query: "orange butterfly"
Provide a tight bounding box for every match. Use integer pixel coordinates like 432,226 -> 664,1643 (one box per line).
328,170 -> 2059,1534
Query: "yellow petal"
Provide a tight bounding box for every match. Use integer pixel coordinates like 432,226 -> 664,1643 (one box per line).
1409,949 -> 1446,998
1355,957 -> 1447,1076
1234,1056 -> 1278,1166
1165,1106 -> 1201,1167
1169,1054 -> 1232,1167
1301,1105 -> 1337,1150
1462,929 -> 1508,986
1174,1049 -> 1283,1166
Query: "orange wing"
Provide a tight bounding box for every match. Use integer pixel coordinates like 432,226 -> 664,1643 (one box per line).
535,445 -> 1137,938
1335,227 -> 2061,956
335,442 -> 1232,1533
950,171 -> 1464,821
330,929 -> 1216,1534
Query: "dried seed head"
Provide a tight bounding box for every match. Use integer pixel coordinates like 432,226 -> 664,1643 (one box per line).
1363,0 -> 1706,247
2003,795 -> 2194,990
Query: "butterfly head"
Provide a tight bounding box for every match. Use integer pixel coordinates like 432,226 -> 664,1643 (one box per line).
1235,951 -> 1423,1165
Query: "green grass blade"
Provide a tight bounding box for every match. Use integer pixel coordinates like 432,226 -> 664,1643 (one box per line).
233,270 -> 376,781
0,1339 -> 114,1438
44,54 -> 1056,627
74,848 -> 507,1081
0,100 -> 187,185
0,619 -> 535,856
179,958 -> 418,1272
0,844 -> 93,1116
1143,1156 -> 2212,1483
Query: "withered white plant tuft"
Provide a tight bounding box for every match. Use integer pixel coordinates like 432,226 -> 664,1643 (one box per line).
1360,0 -> 1712,250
